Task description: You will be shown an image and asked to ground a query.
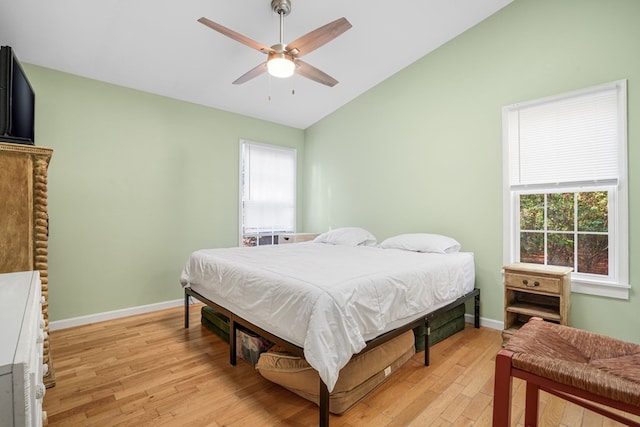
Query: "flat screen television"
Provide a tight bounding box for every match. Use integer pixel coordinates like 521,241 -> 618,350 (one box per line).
0,45 -> 35,145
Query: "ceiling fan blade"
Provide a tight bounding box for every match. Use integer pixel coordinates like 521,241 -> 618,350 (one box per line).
295,60 -> 338,87
233,62 -> 268,85
286,17 -> 352,58
198,17 -> 273,53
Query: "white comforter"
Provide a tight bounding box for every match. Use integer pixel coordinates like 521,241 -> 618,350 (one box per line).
180,243 -> 475,392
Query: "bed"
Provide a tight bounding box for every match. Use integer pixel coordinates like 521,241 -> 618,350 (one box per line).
180,228 -> 480,426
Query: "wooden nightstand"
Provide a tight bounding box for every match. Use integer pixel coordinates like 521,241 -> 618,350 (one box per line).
278,233 -> 319,244
502,263 -> 572,345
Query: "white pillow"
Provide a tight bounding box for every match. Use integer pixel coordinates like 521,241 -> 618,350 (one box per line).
379,233 -> 461,254
312,227 -> 377,247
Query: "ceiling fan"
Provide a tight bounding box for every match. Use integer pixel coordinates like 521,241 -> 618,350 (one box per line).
198,0 -> 352,87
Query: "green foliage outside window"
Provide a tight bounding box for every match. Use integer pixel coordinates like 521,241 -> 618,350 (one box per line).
519,192 -> 608,275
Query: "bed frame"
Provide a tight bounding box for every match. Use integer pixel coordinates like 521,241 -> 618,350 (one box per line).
184,286 -> 480,426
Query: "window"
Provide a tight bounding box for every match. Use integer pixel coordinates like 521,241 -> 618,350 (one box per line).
239,140 -> 296,247
503,80 -> 629,299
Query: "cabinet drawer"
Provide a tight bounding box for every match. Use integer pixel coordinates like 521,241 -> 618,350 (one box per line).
505,273 -> 561,294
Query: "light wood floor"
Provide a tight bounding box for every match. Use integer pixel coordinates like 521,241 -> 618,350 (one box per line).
43,304 -> 638,426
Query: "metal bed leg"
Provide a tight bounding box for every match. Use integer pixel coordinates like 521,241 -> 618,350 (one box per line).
474,292 -> 480,328
184,291 -> 190,328
230,318 -> 237,366
319,380 -> 329,427
425,319 -> 430,366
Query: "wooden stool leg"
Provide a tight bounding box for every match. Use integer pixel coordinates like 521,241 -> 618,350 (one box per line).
525,382 -> 539,427
493,349 -> 514,426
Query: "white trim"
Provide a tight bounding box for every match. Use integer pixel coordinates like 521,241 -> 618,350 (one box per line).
238,140 -> 244,246
49,296 -> 505,333
49,298 -> 188,331
510,179 -> 618,192
507,80 -> 622,111
50,300 -> 504,335
572,279 -> 630,300
464,314 -> 503,331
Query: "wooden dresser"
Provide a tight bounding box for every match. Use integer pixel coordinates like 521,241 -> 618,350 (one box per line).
0,142 -> 55,387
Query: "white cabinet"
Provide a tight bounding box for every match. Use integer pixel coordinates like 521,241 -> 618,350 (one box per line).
0,271 -> 46,427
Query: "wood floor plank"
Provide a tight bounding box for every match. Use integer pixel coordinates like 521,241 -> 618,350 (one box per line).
379,387 -> 440,426
561,402 -> 585,426
461,390 -> 492,421
440,393 -> 471,423
540,391 -> 567,426
407,383 -> 466,426
43,304 -> 638,426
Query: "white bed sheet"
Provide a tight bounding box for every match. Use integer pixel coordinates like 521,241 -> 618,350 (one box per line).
180,243 -> 475,392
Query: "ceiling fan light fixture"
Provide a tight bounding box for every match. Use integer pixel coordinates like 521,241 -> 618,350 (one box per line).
267,52 -> 295,78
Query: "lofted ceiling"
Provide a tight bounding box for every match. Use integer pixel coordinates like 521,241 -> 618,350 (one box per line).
0,0 -> 512,129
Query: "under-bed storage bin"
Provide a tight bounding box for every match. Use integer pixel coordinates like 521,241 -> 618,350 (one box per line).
413,303 -> 466,352
255,330 -> 415,415
236,330 -> 272,367
201,306 -> 272,366
201,306 -> 230,343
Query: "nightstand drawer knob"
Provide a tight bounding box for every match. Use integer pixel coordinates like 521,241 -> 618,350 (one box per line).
522,279 -> 540,287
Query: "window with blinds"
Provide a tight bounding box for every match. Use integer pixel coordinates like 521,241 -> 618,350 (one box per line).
239,140 -> 296,247
502,80 -> 629,299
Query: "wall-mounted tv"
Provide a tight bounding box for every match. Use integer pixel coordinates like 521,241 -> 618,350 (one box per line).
0,45 -> 35,145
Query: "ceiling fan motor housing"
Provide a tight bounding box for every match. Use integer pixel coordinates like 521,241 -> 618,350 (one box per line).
271,0 -> 291,16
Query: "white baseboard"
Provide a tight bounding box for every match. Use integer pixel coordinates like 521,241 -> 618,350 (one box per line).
50,299 -> 504,333
464,313 -> 503,330
49,298 -> 187,331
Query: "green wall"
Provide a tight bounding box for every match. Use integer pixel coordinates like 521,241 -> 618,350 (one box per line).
19,0 -> 639,344
303,0 -> 639,342
23,65 -> 304,320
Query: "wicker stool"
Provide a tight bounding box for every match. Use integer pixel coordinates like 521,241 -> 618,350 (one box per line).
493,317 -> 640,426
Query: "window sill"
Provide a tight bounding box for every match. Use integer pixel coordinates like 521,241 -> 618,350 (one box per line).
571,279 -> 630,300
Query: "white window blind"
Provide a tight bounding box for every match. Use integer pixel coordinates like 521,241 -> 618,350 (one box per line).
241,141 -> 296,235
507,82 -> 623,188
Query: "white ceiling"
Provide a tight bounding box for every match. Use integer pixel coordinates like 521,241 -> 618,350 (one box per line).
0,0 -> 512,129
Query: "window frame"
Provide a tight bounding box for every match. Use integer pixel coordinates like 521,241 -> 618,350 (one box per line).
238,139 -> 297,247
502,80 -> 629,299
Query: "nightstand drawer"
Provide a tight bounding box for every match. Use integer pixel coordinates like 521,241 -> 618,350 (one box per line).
505,273 -> 561,294
278,233 -> 319,244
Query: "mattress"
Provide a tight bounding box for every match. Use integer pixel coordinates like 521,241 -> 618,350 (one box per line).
180,242 -> 474,392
